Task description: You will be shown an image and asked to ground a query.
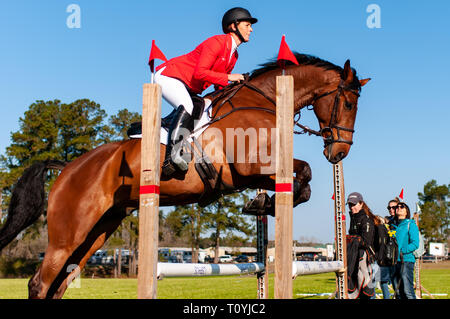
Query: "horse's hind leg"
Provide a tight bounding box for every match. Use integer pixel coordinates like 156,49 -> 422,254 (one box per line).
28,204 -> 127,299
47,206 -> 127,299
28,241 -> 74,298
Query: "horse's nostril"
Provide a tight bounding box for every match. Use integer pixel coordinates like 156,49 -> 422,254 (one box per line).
335,152 -> 345,162
329,152 -> 346,164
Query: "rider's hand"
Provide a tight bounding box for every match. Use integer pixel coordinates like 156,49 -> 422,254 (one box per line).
228,73 -> 245,82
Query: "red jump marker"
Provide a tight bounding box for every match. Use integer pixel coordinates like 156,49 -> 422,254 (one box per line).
139,185 -> 160,195
275,183 -> 292,192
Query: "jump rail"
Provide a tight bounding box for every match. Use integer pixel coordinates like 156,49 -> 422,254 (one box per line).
157,261 -> 344,279
155,260 -> 344,279
157,262 -> 265,278
292,261 -> 344,277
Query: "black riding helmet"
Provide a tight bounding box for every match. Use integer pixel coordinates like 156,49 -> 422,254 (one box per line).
222,7 -> 257,42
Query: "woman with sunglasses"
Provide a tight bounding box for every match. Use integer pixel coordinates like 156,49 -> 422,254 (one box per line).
385,198 -> 399,225
346,192 -> 380,298
392,202 -> 419,299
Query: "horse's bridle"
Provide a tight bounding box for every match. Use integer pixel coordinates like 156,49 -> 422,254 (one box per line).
298,80 -> 360,148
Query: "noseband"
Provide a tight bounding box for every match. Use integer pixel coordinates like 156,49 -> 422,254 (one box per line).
295,80 -> 359,148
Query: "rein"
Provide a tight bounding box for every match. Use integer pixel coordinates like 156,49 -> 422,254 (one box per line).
197,74 -> 358,148
208,73 -> 276,120
189,74 -> 276,135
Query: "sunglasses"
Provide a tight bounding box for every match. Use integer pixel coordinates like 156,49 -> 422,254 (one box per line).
348,203 -> 356,208
388,204 -> 406,211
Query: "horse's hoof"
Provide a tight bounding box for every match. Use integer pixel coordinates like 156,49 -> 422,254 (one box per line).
294,183 -> 311,206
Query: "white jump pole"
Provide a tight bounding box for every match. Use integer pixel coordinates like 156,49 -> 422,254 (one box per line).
155,261 -> 344,279
137,83 -> 162,299
292,261 -> 344,277
157,262 -> 265,278
274,75 -> 294,299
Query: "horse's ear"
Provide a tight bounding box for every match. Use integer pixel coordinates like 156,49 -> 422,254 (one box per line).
359,78 -> 371,87
342,59 -> 354,83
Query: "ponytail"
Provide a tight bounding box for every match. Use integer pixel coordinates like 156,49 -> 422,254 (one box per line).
361,201 -> 381,226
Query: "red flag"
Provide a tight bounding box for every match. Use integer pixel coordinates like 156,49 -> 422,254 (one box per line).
331,193 -> 335,200
399,188 -> 404,200
148,40 -> 167,73
277,35 -> 298,69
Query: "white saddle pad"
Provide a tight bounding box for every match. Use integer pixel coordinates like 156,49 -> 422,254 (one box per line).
130,99 -> 213,145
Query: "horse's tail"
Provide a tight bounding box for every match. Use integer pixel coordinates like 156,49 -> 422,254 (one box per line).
0,160 -> 66,251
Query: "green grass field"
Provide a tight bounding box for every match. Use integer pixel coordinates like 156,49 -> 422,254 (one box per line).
0,268 -> 448,299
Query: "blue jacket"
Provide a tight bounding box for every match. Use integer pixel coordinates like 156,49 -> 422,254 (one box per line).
395,219 -> 419,263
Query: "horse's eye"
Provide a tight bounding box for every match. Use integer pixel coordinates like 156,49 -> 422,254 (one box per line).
345,101 -> 353,110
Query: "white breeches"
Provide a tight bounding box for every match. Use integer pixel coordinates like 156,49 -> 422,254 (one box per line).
154,67 -> 194,115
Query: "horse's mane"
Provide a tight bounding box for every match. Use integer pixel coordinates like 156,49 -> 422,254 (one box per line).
250,52 -> 361,91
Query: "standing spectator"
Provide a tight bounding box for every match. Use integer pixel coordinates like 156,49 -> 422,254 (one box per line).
392,202 -> 419,299
384,198 -> 399,225
346,192 -> 379,299
379,198 -> 399,299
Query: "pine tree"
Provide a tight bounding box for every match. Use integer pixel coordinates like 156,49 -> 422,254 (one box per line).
417,180 -> 449,244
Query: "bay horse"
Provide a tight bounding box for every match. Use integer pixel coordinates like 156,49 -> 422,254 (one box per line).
0,53 -> 369,298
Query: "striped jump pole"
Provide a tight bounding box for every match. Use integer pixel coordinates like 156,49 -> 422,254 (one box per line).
256,198 -> 269,299
333,161 -> 348,299
274,75 -> 294,299
137,83 -> 162,299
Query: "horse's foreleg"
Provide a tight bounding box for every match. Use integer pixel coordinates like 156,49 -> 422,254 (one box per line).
47,206 -> 127,299
243,158 -> 312,216
293,159 -> 312,206
293,159 -> 312,185
245,158 -> 311,203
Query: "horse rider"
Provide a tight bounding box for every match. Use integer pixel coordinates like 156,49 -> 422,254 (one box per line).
154,7 -> 258,176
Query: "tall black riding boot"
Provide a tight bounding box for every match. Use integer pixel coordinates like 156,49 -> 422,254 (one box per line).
162,105 -> 194,176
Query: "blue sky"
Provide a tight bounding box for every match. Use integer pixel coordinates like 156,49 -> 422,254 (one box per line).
0,1 -> 449,243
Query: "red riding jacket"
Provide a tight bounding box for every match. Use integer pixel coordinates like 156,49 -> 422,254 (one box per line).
156,34 -> 238,94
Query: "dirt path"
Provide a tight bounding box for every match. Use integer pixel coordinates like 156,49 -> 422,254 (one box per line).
420,259 -> 450,270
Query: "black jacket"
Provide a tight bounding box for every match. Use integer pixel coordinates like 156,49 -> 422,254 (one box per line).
349,209 -> 376,256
